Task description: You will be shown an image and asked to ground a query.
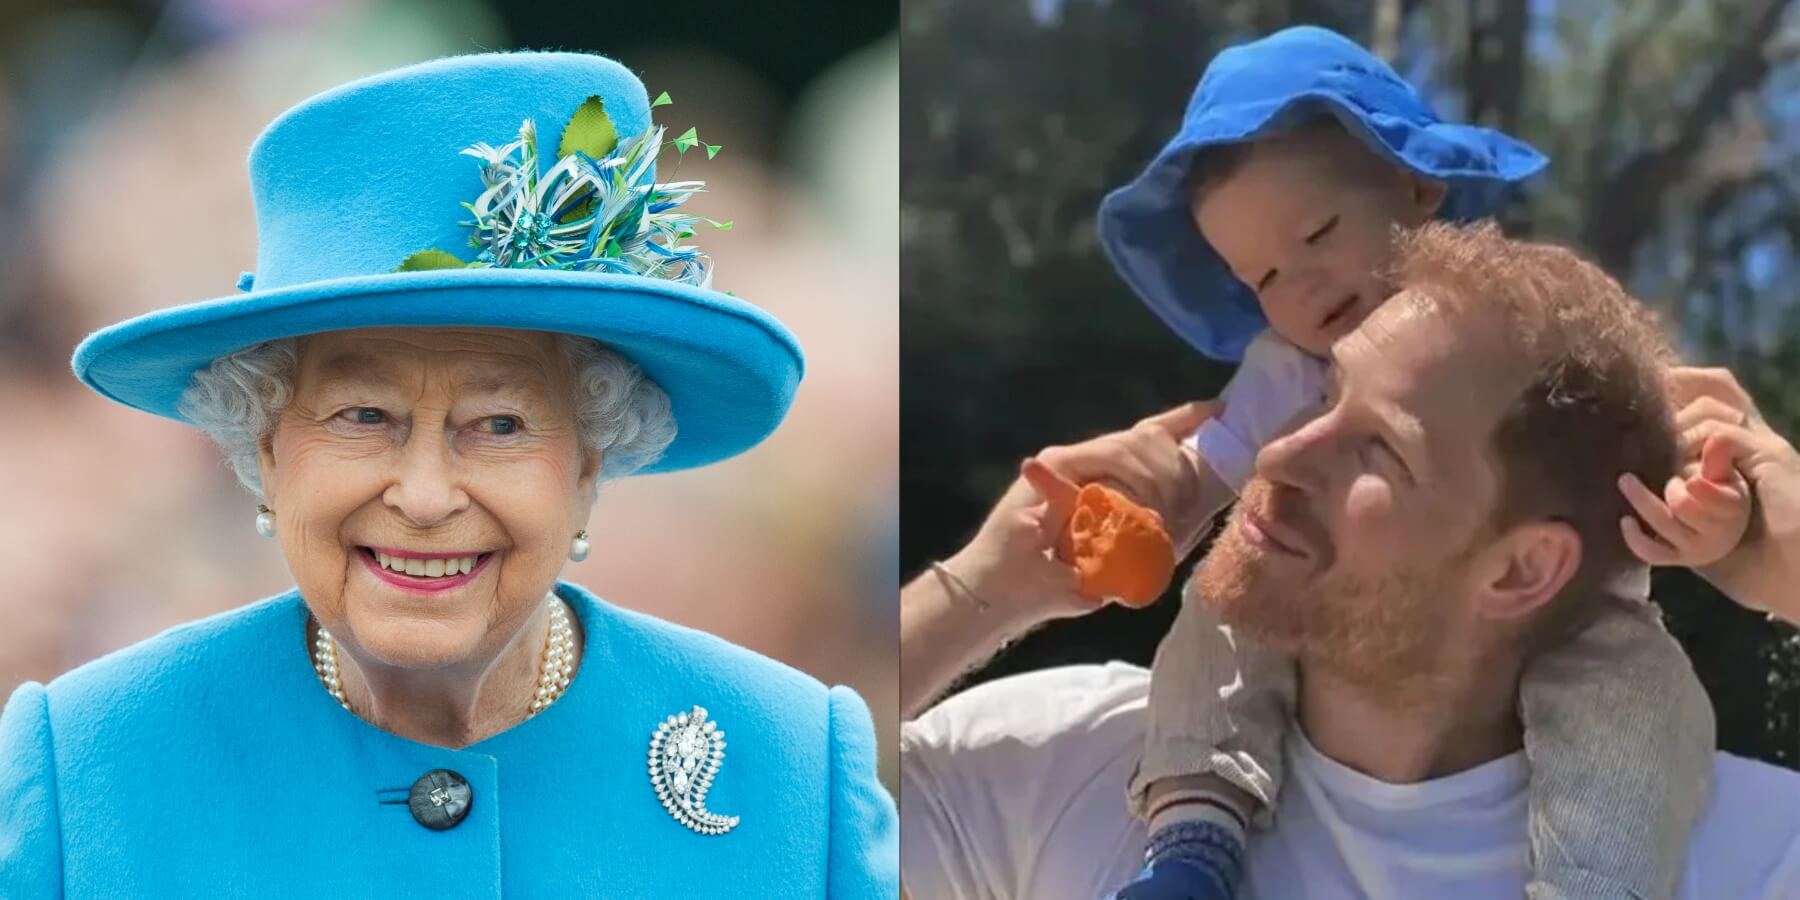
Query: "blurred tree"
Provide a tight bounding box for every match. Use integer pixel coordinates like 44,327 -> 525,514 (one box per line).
902,0 -> 1800,765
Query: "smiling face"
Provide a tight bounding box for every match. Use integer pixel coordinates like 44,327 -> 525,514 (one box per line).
256,327 -> 599,674
1191,295 -> 1528,693
1192,124 -> 1447,356
1193,223 -> 1680,698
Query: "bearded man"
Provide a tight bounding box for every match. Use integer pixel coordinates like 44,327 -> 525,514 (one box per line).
898,223 -> 1800,899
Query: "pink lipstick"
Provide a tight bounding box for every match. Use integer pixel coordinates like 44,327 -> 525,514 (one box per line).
357,547 -> 493,594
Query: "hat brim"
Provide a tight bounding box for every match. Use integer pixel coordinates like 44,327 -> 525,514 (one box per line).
1098,93 -> 1548,362
71,268 -> 804,475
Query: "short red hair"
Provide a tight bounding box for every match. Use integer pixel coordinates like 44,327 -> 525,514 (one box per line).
1391,221 -> 1680,648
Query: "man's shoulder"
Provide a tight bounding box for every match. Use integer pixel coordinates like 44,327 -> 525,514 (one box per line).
1703,750 -> 1800,834
900,664 -> 1153,900
900,662 -> 1150,822
1711,751 -> 1800,800
903,662 -> 1151,755
1683,752 -> 1800,895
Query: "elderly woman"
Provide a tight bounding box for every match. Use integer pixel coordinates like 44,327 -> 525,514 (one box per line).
0,52 -> 895,897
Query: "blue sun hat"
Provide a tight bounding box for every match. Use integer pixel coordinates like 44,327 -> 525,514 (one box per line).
1097,25 -> 1548,362
71,51 -> 798,475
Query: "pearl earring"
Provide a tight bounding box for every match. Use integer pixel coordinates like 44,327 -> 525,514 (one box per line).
569,529 -> 590,562
254,504 -> 276,538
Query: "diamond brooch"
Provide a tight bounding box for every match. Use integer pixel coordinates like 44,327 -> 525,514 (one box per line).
648,706 -> 740,835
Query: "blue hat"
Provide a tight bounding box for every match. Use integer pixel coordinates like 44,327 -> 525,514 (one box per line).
71,51 -> 802,475
1097,26 -> 1548,362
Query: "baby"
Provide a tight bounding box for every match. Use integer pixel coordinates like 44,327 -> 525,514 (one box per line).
1085,27 -> 1746,900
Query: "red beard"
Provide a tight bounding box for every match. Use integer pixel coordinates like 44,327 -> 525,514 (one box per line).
1192,479 -> 1470,697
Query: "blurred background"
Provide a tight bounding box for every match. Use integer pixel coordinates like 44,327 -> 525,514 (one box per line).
902,0 -> 1800,767
0,0 -> 898,788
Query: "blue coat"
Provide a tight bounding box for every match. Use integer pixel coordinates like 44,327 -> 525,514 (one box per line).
0,582 -> 898,897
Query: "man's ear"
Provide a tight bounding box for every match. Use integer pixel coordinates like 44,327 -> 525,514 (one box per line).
1407,174 -> 1449,223
1468,519 -> 1582,622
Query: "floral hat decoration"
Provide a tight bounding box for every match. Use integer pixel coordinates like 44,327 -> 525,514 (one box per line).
71,51 -> 801,474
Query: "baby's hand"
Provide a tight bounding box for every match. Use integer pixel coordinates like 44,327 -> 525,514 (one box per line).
1619,434 -> 1753,567
1197,332 -> 1329,491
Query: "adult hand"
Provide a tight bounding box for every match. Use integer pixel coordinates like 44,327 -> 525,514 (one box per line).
1037,399 -> 1222,552
941,399 -> 1220,629
1634,367 -> 1800,621
902,399 -> 1222,719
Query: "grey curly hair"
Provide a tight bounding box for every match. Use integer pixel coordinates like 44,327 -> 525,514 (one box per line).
176,333 -> 677,498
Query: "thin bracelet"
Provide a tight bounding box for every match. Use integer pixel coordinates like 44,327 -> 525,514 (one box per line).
928,560 -> 992,614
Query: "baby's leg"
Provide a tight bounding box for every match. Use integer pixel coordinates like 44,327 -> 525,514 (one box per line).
1520,588 -> 1714,900
1110,586 -> 1294,899
1129,581 -> 1293,828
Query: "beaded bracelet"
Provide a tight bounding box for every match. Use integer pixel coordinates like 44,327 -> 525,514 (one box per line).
928,560 -> 992,614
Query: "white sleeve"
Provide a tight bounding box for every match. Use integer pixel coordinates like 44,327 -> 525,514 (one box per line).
899,666 -> 1153,900
1191,331 -> 1329,492
898,725 -> 999,900
1677,754 -> 1800,898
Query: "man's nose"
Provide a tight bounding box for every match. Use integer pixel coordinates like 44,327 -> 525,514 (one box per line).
1253,410 -> 1335,495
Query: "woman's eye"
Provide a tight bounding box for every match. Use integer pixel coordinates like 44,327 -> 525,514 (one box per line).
340,407 -> 385,425
1305,215 -> 1340,244
480,416 -> 521,435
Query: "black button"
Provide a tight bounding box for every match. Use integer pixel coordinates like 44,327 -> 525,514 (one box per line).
408,769 -> 473,830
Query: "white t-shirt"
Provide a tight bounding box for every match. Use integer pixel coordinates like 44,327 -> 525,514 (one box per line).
900,663 -> 1800,900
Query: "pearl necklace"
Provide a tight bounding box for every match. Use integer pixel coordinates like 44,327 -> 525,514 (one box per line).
310,594 -> 575,717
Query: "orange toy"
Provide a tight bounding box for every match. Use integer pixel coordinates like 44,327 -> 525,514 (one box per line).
1054,482 -> 1176,607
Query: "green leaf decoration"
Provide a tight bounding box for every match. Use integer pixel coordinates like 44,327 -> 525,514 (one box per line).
673,126 -> 699,155
704,143 -> 722,160
557,195 -> 596,226
558,95 -> 618,160
395,249 -> 468,271
714,220 -> 734,231
651,91 -> 672,109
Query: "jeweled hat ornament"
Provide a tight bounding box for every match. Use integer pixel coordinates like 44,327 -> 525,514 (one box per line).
71,51 -> 804,474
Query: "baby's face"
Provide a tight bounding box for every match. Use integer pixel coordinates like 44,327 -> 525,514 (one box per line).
1192,129 -> 1446,356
